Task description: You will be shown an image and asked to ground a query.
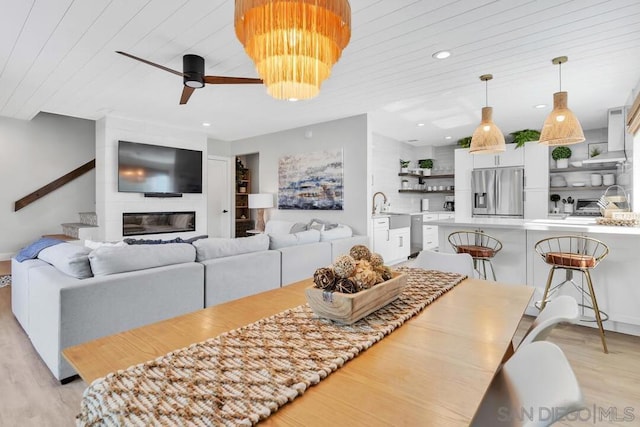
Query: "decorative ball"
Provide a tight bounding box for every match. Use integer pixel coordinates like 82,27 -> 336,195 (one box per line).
373,271 -> 384,285
369,252 -> 384,267
333,254 -> 356,278
375,265 -> 393,281
334,277 -> 358,294
313,267 -> 336,290
349,245 -> 371,261
352,259 -> 377,290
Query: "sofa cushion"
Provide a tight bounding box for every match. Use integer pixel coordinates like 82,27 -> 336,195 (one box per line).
37,243 -> 93,279
89,243 -> 196,276
319,224 -> 353,241
15,237 -> 64,262
193,234 -> 269,261
269,229 -> 321,249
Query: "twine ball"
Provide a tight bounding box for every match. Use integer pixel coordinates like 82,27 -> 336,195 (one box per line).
352,259 -> 377,290
334,277 -> 358,294
333,255 -> 356,278
375,265 -> 393,281
369,252 -> 384,267
349,245 -> 371,261
313,267 -> 336,290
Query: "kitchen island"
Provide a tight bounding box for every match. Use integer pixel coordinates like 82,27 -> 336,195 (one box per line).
432,216 -> 640,337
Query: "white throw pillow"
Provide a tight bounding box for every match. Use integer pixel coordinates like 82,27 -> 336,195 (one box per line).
269,229 -> 321,249
319,224 -> 353,241
84,240 -> 127,250
264,220 -> 297,234
192,234 -> 269,261
38,243 -> 93,279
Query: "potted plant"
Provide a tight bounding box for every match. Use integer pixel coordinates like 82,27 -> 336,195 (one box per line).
457,136 -> 472,148
551,146 -> 572,168
418,159 -> 433,176
510,129 -> 541,148
400,159 -> 411,173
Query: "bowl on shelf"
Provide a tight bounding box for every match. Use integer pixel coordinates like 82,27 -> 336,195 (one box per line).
570,161 -> 583,167
572,182 -> 585,187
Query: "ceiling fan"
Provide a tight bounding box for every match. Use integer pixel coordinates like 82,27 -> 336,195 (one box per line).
116,51 -> 263,105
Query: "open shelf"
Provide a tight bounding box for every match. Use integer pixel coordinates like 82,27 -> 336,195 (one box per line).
549,186 -> 612,192
398,189 -> 454,194
399,173 -> 454,179
550,165 -> 617,174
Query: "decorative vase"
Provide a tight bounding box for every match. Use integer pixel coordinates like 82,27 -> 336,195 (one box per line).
556,158 -> 569,168
400,167 -> 409,174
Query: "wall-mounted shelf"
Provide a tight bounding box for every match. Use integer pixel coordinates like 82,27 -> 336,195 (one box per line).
550,165 -> 617,174
398,189 -> 454,194
549,186 -> 611,192
398,173 -> 454,179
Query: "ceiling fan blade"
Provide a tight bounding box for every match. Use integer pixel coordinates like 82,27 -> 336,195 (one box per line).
203,76 -> 263,85
116,51 -> 185,77
180,86 -> 196,105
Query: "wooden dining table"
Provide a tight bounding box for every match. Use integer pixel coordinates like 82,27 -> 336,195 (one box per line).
64,276 -> 533,426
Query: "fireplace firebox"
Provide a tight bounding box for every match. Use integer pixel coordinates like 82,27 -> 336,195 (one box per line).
122,211 -> 195,236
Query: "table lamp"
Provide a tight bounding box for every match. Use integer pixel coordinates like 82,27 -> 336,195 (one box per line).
248,193 -> 274,232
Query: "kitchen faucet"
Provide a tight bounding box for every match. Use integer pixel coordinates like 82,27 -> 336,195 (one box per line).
372,191 -> 388,214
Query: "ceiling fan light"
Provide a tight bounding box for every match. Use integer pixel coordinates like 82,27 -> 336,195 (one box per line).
470,107 -> 506,154
539,92 -> 585,146
235,0 -> 351,101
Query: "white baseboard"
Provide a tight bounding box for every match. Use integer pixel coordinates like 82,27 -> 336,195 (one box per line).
0,252 -> 15,261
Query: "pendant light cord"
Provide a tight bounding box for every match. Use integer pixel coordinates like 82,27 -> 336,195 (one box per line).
485,79 -> 488,107
558,61 -> 562,92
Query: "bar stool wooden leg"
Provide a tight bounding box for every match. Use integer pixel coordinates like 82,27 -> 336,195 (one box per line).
539,266 -> 557,311
584,270 -> 608,354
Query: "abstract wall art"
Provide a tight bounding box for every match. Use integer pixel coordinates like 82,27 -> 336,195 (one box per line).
278,149 -> 343,210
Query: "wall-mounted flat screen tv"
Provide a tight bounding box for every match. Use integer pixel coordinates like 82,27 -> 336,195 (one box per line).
118,140 -> 203,194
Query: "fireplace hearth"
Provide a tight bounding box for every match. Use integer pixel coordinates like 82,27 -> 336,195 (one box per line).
123,212 -> 195,236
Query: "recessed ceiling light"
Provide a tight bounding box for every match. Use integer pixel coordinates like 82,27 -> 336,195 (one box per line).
432,50 -> 451,60
288,98 -> 299,102
417,123 -> 425,127
534,104 -> 547,109
202,122 -> 211,127
445,136 -> 452,140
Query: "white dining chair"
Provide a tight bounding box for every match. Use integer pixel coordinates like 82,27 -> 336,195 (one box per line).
471,341 -> 585,427
413,249 -> 475,277
518,295 -> 580,349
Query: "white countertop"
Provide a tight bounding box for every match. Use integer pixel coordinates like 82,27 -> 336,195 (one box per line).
432,217 -> 640,235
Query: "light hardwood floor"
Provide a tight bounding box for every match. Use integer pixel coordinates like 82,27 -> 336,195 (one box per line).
1,283 -> 639,426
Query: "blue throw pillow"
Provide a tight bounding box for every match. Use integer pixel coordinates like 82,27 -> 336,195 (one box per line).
15,237 -> 64,262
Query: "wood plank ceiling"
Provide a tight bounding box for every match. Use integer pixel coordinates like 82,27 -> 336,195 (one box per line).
1,0 -> 639,145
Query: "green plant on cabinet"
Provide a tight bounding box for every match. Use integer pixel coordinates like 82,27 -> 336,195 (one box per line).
510,129 -> 541,148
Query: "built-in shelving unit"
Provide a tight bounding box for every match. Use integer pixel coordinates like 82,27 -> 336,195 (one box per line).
398,173 -> 455,180
549,164 -> 618,193
235,166 -> 254,237
549,165 -> 617,174
398,189 -> 455,194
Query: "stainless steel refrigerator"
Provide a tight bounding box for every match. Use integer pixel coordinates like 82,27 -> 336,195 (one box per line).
471,167 -> 524,217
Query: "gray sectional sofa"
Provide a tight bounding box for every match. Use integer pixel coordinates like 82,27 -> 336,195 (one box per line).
12,223 -> 369,382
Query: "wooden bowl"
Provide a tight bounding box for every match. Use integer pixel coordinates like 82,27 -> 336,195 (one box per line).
305,272 -> 407,324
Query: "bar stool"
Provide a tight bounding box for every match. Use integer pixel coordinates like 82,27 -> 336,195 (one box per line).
534,235 -> 609,353
448,231 -> 502,281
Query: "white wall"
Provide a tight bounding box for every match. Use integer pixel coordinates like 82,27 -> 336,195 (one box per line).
231,115 -> 370,235
371,133 -> 417,213
0,113 -> 95,259
95,116 -> 208,241
207,138 -> 231,156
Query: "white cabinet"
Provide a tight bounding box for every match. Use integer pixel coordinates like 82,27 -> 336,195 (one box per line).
454,148 -> 473,191
524,189 -> 549,219
524,143 -> 549,190
372,217 -> 394,263
473,144 -> 524,169
389,227 -> 410,263
423,213 -> 455,250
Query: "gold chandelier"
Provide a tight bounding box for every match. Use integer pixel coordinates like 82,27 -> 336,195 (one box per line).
539,56 -> 585,146
234,0 -> 351,101
470,74 -> 506,154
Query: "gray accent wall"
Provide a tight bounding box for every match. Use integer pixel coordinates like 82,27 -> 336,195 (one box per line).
231,114 -> 370,236
0,113 -> 95,259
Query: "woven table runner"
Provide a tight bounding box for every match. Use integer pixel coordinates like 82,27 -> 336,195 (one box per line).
77,267 -> 465,426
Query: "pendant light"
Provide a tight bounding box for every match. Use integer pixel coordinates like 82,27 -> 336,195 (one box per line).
234,0 -> 351,101
470,74 -> 506,154
539,56 -> 585,146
